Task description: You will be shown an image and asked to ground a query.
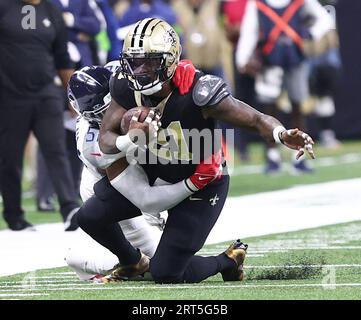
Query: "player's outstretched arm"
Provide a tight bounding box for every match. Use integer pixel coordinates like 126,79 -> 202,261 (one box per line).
109,164 -> 191,213
109,151 -> 223,213
203,96 -> 315,159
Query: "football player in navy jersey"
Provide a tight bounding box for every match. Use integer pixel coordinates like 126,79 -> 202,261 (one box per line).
77,18 -> 315,284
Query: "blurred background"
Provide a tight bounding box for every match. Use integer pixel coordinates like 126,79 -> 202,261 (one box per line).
0,0 -> 360,229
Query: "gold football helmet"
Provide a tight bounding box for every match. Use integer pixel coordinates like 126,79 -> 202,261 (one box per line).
120,18 -> 182,95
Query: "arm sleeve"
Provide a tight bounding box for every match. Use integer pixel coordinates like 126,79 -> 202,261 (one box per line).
303,0 -> 334,41
235,0 -> 259,69
110,164 -> 193,213
72,0 -> 101,35
76,117 -> 124,169
51,5 -> 75,70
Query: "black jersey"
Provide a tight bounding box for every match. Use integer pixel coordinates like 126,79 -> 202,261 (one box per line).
110,70 -> 229,184
0,0 -> 73,97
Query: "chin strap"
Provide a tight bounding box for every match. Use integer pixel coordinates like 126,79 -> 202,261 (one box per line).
140,82 -> 163,95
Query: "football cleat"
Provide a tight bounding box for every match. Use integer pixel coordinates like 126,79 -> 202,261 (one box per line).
37,197 -> 56,212
292,160 -> 314,174
90,274 -> 104,283
9,219 -> 36,231
100,252 -> 150,283
64,207 -> 80,231
221,239 -> 248,281
264,159 -> 281,175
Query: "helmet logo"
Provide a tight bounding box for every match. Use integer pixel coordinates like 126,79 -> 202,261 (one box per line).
76,71 -> 102,87
164,29 -> 177,46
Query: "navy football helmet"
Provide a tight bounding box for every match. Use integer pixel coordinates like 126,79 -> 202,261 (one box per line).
68,66 -> 112,125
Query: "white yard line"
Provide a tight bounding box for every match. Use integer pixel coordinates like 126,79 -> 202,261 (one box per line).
245,246 -> 361,251
0,293 -> 48,297
0,280 -> 79,285
244,264 -> 361,269
200,246 -> 361,256
0,178 -> 361,277
27,275 -> 76,279
52,272 -> 76,275
199,252 -> 264,257
0,283 -> 92,288
1,283 -> 361,293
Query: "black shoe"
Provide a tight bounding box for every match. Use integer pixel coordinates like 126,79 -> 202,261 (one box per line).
9,220 -> 36,231
64,207 -> 79,231
221,239 -> 248,281
37,198 -> 56,212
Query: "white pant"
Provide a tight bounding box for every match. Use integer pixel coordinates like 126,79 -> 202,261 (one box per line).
66,167 -> 161,280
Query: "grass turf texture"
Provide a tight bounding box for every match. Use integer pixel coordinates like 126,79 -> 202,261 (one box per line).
1,221 -> 361,300
1,141 -> 361,230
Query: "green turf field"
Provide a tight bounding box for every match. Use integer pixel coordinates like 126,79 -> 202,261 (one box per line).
1,221 -> 361,300
1,141 -> 361,229
1,141 -> 360,300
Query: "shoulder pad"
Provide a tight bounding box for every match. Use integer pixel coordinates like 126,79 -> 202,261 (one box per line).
192,75 -> 230,107
109,69 -> 130,106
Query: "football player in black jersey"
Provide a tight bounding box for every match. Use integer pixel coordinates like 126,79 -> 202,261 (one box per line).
77,18 -> 315,284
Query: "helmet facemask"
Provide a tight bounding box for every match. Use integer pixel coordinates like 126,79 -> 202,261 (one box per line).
81,101 -> 110,125
68,89 -> 110,126
120,51 -> 175,95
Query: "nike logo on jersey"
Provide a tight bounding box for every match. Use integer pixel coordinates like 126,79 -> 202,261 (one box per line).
43,19 -> 51,28
189,196 -> 203,201
197,176 -> 211,181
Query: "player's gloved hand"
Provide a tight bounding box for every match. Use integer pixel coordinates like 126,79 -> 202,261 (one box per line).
129,109 -> 161,144
173,59 -> 196,95
279,128 -> 316,160
185,150 -> 223,192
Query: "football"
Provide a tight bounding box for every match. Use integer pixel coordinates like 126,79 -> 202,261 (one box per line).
120,106 -> 151,134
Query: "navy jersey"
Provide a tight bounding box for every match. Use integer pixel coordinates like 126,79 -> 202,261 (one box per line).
110,70 -> 229,184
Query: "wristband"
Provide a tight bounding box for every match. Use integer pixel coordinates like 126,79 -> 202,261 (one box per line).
272,126 -> 286,144
184,179 -> 198,193
115,134 -> 137,153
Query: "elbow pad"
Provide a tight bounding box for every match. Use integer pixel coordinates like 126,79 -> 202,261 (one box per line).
192,75 -> 231,107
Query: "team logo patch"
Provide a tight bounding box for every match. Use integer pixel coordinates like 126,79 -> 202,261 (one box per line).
43,18 -> 51,28
209,194 -> 220,206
